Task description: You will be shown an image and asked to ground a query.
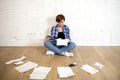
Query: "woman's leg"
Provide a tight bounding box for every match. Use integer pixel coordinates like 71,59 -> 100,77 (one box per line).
44,40 -> 63,55
60,42 -> 76,52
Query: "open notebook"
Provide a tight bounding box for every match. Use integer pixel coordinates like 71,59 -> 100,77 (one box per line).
57,39 -> 69,46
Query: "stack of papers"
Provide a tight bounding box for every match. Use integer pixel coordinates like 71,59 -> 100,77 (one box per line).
57,39 -> 69,46
29,66 -> 51,80
15,61 -> 38,73
5,56 -> 26,64
81,64 -> 98,74
57,67 -> 75,78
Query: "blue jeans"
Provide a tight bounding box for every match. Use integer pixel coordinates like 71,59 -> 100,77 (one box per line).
44,40 -> 76,55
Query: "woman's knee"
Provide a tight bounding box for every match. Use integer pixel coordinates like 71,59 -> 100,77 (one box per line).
44,40 -> 50,47
69,42 -> 76,49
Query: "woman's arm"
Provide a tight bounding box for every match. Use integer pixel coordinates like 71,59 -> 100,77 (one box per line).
65,26 -> 71,41
51,26 -> 57,41
45,35 -> 51,40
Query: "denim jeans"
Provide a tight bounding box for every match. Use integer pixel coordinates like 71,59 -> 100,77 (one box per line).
44,40 -> 76,55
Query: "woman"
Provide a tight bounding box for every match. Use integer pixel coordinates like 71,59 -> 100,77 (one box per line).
44,14 -> 76,57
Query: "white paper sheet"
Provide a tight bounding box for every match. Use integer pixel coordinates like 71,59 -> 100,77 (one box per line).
81,64 -> 98,74
5,56 -> 26,64
14,61 -> 24,65
57,67 -> 74,78
57,39 -> 69,46
94,62 -> 104,68
15,61 -> 38,73
29,66 -> 51,80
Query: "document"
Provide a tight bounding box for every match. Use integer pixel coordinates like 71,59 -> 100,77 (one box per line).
57,39 -> 69,46
94,62 -> 104,68
5,56 -> 26,64
57,67 -> 75,78
81,64 -> 98,74
15,61 -> 38,73
29,66 -> 51,79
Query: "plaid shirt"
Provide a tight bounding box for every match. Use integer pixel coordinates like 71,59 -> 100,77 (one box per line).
51,24 -> 71,41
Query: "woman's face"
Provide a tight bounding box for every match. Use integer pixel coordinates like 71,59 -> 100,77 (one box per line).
58,19 -> 64,27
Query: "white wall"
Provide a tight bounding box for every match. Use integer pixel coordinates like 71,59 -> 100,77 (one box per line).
0,0 -> 120,46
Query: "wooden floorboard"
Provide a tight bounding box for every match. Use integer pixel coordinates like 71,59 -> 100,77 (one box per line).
0,46 -> 120,80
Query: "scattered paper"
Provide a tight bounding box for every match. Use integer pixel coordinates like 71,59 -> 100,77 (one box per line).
14,61 -> 24,65
29,66 -> 51,80
57,67 -> 75,78
57,39 -> 69,46
46,51 -> 55,56
15,61 -> 38,73
94,62 -> 104,68
5,56 -> 26,64
81,64 -> 98,74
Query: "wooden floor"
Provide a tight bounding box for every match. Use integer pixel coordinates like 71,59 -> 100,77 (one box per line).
0,46 -> 120,80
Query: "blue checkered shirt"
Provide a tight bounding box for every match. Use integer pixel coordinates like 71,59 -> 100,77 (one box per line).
51,24 -> 71,41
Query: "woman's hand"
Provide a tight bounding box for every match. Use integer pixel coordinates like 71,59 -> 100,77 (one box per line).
68,39 -> 71,43
45,36 -> 51,40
